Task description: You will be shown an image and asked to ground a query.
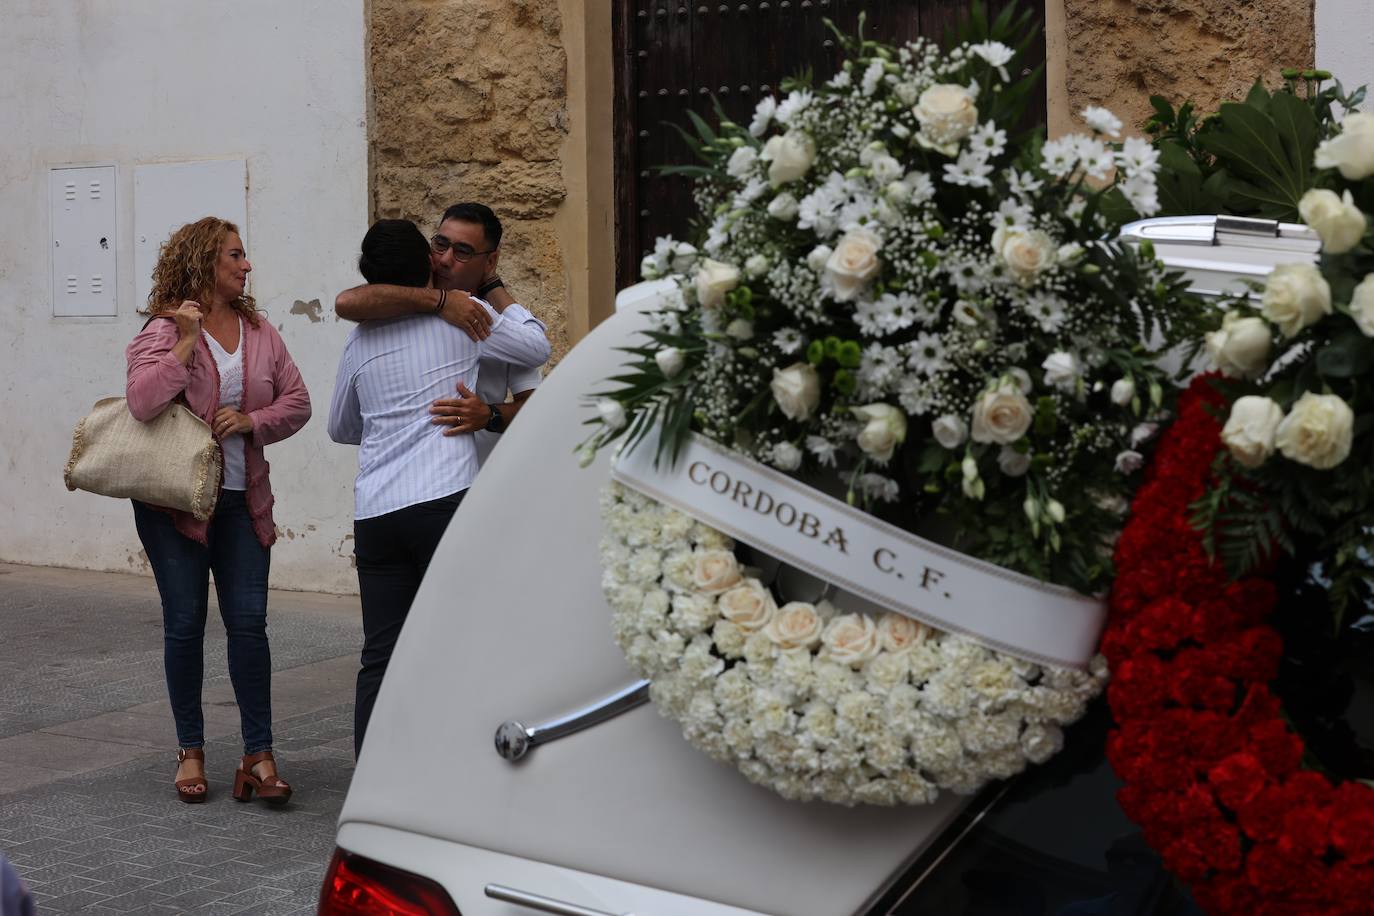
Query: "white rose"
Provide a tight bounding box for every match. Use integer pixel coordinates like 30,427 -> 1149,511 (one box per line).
1115,450 -> 1144,473
693,549 -> 744,595
771,441 -> 802,471
744,253 -> 769,278
1041,351 -> 1081,391
877,613 -> 927,653
1261,262 -> 1332,338
932,414 -> 968,449
655,346 -> 685,378
970,380 -> 1033,445
1299,188 -> 1367,255
726,145 -> 758,180
1315,111 -> 1374,181
717,578 -> 776,630
1349,274 -> 1374,337
770,362 -> 821,421
694,258 -> 741,310
913,83 -> 979,154
1110,378 -> 1135,407
997,446 -> 1031,477
806,245 -> 833,273
767,192 -> 800,221
997,228 -> 1057,286
1205,311 -> 1273,379
824,227 -> 883,302
1221,396 -> 1284,469
765,601 -> 823,649
726,318 -> 754,340
820,614 -> 882,667
761,130 -> 816,185
1275,391 -> 1355,470
670,241 -> 699,274
851,403 -> 908,463
596,398 -> 627,430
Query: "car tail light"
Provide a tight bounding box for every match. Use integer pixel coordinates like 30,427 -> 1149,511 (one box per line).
318,848 -> 462,915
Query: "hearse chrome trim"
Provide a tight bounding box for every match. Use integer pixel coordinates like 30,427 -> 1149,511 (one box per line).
494,679 -> 651,761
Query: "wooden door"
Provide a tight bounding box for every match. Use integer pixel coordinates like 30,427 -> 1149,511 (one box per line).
612,0 -> 1046,290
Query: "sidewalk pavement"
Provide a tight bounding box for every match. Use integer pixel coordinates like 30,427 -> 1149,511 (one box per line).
0,562 -> 364,915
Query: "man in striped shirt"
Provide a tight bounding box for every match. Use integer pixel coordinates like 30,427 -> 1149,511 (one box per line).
327,217 -> 550,756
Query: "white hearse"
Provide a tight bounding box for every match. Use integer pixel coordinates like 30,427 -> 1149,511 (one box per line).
319,219 -> 1318,916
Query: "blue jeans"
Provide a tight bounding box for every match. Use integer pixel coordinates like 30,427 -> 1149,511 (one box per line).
132,491 -> 273,754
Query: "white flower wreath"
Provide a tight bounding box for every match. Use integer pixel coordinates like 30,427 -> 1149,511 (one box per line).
602,482 -> 1108,806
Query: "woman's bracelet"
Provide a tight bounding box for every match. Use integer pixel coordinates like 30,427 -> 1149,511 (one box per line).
434,288 -> 448,313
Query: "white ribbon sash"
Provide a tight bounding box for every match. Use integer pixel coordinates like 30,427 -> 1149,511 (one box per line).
611,431 -> 1106,669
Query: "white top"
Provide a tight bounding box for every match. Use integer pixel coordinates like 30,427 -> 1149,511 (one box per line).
204,318 -> 246,491
473,305 -> 545,467
326,301 -> 550,520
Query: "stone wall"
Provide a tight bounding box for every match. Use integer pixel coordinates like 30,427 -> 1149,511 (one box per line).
1063,0 -> 1315,134
369,0 -> 571,357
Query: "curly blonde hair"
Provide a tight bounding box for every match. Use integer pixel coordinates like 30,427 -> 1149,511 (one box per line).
147,217 -> 258,325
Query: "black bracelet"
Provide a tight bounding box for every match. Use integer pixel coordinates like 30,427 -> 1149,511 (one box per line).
434,288 -> 448,313
476,277 -> 504,297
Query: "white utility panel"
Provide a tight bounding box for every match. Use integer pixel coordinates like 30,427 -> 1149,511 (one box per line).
50,166 -> 118,317
134,159 -> 248,311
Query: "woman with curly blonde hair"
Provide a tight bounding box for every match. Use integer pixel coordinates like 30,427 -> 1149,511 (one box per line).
126,217 -> 311,805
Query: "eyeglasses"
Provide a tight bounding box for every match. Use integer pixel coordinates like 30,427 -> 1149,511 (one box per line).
429,234 -> 495,262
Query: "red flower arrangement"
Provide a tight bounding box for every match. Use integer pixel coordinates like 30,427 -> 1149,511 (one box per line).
1104,378 -> 1374,914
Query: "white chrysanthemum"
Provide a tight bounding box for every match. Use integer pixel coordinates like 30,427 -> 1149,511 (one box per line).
775,89 -> 814,125
906,331 -> 950,376
749,96 -> 776,137
1081,106 -> 1122,138
772,327 -> 805,355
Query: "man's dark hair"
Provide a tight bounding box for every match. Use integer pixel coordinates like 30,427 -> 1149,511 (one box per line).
358,219 -> 431,287
439,202 -> 502,248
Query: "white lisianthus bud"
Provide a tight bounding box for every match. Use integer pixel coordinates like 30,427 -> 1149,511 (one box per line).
669,242 -> 699,275
1275,391 -> 1355,469
1115,450 -> 1144,474
744,253 -> 770,278
884,180 -> 912,204
577,445 -> 597,468
825,227 -> 883,302
997,446 -> 1031,477
961,455 -> 979,481
640,253 -> 661,280
1220,396 -> 1284,469
1314,111 -> 1374,180
806,245 -> 833,273
971,379 -> 1033,445
771,441 -> 802,471
761,130 -> 817,185
1045,499 -> 1066,523
1261,263 -> 1332,338
1023,496 -> 1039,522
1041,351 -> 1081,391
770,363 -> 821,421
726,145 -> 759,180
1348,274 -> 1374,337
596,398 -> 627,430
1110,378 -> 1136,407
1008,367 -> 1032,394
767,192 -> 800,221
997,228 -> 1058,286
932,414 -> 968,449
1057,242 -> 1085,264
694,258 -> 741,310
655,346 -> 685,378
913,83 -> 978,155
1205,311 -> 1273,379
1298,188 -> 1367,254
851,403 -> 908,463
725,318 -> 754,340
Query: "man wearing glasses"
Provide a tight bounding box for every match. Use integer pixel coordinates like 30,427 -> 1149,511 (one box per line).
335,203 -> 548,460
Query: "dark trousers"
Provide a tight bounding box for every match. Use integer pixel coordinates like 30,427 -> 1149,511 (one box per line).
132,491 -> 274,754
352,490 -> 464,757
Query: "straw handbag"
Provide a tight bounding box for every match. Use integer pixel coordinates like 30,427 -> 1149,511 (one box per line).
64,396 -> 223,520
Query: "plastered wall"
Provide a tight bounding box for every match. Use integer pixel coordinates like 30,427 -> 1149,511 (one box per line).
0,1 -> 370,593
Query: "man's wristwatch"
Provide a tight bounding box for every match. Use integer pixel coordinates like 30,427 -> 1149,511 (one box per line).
476,277 -> 504,297
484,403 -> 505,433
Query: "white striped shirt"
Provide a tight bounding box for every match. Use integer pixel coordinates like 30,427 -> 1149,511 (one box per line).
327,302 -> 549,519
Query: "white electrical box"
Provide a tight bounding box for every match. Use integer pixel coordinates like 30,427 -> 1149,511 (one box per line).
134,159 -> 248,311
50,166 -> 118,317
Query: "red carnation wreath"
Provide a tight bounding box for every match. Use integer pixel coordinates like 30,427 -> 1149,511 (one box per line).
1103,378 -> 1374,914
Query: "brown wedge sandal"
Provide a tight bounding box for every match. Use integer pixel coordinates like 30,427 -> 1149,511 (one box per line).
174,748 -> 207,804
231,750 -> 293,806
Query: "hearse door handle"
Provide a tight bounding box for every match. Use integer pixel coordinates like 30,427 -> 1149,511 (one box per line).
484,882 -> 635,916
493,679 -> 651,761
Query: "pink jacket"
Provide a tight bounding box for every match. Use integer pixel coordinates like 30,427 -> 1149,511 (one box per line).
126,314 -> 312,548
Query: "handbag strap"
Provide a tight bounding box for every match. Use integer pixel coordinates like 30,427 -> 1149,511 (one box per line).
140,312 -> 195,411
